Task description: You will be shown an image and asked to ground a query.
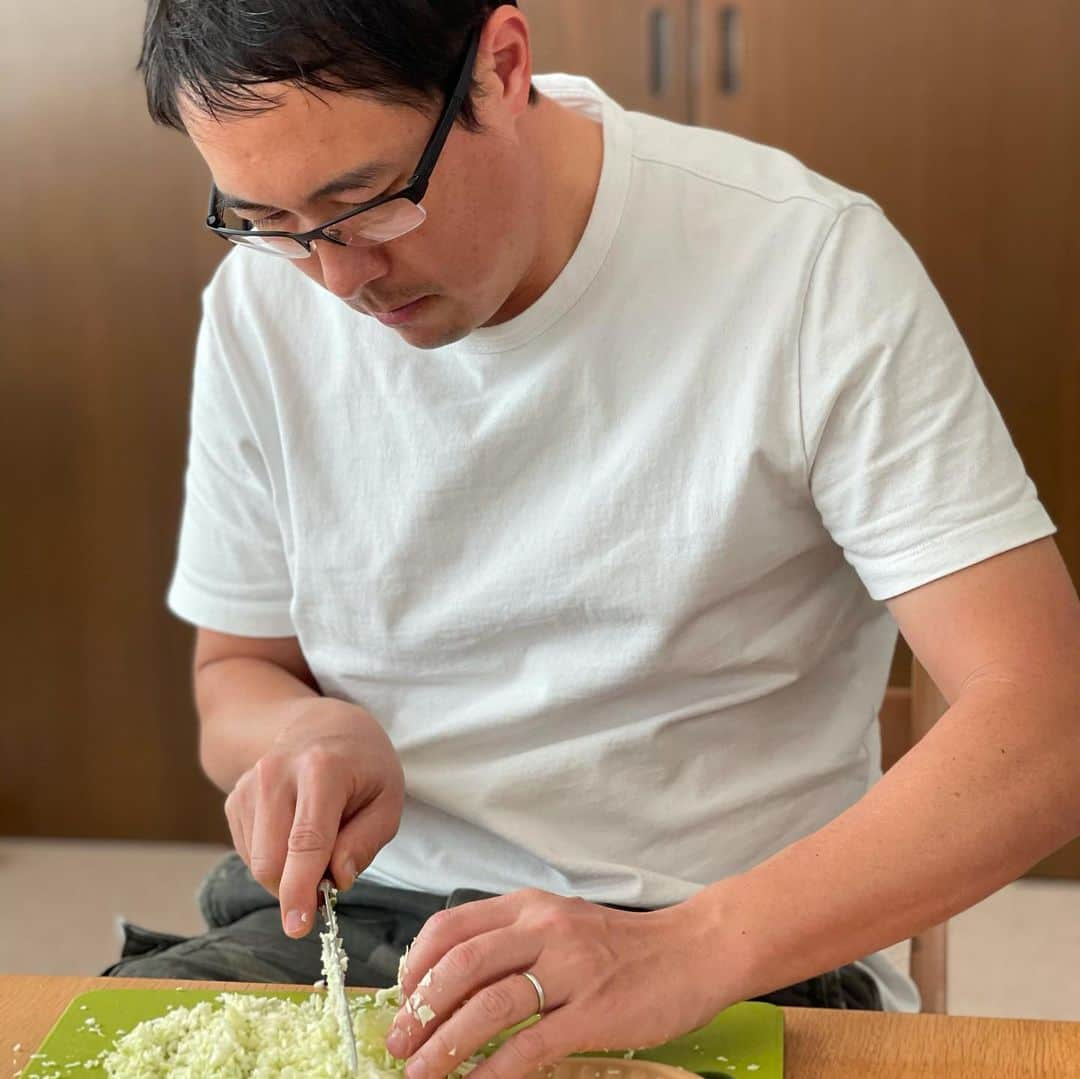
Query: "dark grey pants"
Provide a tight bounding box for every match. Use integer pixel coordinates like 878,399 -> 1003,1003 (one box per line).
102,853 -> 882,1010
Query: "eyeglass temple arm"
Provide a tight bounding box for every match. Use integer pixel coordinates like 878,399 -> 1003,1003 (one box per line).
407,29 -> 482,200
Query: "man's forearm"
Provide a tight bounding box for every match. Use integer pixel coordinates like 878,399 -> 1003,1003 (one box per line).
196,656 -> 321,792
689,676 -> 1080,1003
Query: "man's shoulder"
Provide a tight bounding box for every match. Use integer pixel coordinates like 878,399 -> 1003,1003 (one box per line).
627,109 -> 870,219
537,71 -> 877,225
196,248 -> 369,392
201,246 -> 355,360
203,246 -> 322,318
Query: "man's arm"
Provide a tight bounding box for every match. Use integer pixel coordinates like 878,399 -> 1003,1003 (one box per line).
686,534 -> 1080,1001
193,629 -> 322,792
383,537 -> 1080,1079
192,628 -> 405,933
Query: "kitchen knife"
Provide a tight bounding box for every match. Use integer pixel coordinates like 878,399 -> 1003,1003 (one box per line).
318,877 -> 359,1075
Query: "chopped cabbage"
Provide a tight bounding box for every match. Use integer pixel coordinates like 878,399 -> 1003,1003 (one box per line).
101,988 -> 485,1078
100,931 -> 482,1078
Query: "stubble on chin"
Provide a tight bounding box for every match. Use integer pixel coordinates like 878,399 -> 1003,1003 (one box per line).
395,302 -> 477,350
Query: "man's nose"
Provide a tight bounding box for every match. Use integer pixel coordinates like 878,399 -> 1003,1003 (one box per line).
312,239 -> 389,299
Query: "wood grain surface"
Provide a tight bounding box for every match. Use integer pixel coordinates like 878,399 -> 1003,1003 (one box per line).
2,975 -> 1079,1078
522,0 -> 692,122
1,0 -> 227,843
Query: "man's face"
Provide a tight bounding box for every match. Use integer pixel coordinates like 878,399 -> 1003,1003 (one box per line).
183,71 -> 541,349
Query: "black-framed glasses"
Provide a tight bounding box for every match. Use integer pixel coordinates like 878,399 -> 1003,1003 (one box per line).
205,28 -> 481,259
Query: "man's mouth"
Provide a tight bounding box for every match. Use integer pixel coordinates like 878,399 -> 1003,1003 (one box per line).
358,295 -> 431,326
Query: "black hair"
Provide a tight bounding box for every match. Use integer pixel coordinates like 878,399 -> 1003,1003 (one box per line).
139,0 -> 535,133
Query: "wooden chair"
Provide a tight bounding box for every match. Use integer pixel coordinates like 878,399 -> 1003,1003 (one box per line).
878,656 -> 950,1013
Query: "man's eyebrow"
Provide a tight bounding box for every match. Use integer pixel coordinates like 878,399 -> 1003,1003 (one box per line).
217,161 -> 394,213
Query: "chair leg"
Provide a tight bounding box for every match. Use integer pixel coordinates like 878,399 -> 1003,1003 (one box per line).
910,923 -> 948,1013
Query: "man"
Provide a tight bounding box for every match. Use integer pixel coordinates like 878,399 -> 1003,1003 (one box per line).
109,0 -> 1080,1073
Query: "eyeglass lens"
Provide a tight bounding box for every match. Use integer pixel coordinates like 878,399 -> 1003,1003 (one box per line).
220,199 -> 428,258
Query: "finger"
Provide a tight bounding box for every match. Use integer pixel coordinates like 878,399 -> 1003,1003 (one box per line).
468,1010 -> 579,1079
387,927 -> 540,1060
224,787 -> 251,866
400,893 -> 521,997
248,756 -> 295,897
401,977 -> 567,1079
329,790 -> 400,892
277,753 -> 347,937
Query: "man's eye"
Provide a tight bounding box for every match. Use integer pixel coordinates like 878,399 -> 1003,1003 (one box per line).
248,211 -> 287,229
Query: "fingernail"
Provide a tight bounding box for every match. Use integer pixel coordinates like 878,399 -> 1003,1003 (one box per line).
385,1028 -> 406,1057
406,1057 -> 427,1079
285,909 -> 306,934
343,859 -> 356,885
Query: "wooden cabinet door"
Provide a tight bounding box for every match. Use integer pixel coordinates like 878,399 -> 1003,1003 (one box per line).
1,1 -> 228,843
692,0 -> 934,230
520,0 -> 692,121
694,0 -> 1080,879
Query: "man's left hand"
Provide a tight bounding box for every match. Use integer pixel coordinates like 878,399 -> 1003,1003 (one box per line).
384,888 -> 732,1079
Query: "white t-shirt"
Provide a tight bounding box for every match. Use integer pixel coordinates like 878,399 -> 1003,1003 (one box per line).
168,76 -> 1055,1012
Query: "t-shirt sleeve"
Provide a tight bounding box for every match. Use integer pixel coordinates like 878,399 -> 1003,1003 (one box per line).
166,288 -> 296,636
798,202 -> 1056,601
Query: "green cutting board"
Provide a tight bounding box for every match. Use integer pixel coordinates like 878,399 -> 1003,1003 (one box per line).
21,988 -> 782,1078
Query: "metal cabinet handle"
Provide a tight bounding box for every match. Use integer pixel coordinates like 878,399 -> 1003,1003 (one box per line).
649,6 -> 672,97
718,4 -> 742,95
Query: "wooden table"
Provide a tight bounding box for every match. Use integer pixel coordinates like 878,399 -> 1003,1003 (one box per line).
2,974 -> 1078,1078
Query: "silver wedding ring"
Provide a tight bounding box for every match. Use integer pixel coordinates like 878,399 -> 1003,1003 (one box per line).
521,970 -> 546,1014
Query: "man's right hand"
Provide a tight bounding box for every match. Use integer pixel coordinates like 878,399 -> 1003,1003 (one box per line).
223,697 -> 405,937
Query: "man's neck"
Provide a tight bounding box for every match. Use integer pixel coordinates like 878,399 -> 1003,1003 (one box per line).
487,93 -> 604,325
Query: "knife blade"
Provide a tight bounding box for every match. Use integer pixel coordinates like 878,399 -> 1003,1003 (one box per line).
318,878 -> 359,1075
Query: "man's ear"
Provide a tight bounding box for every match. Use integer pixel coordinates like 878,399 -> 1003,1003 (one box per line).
475,5 -> 533,121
